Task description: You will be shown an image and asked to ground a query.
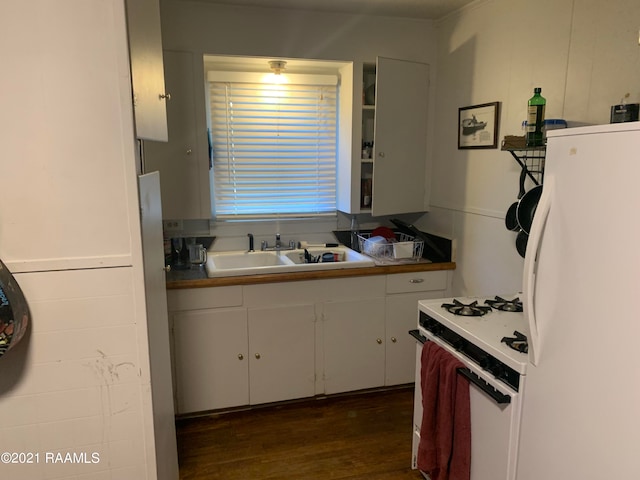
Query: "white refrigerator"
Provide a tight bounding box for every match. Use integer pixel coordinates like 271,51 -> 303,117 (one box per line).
517,122 -> 640,479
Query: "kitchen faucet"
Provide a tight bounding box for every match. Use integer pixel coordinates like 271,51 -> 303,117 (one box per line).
261,233 -> 296,251
247,233 -> 254,252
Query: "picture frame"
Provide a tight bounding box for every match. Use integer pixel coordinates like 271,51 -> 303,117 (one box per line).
458,101 -> 500,149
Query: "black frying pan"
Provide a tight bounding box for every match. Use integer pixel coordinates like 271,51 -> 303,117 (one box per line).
516,231 -> 528,258
516,185 -> 543,235
505,168 -> 527,231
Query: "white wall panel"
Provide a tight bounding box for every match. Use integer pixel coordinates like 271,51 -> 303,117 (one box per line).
0,0 -> 138,273
0,268 -> 150,479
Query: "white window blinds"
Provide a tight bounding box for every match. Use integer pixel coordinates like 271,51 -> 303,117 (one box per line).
209,80 -> 338,218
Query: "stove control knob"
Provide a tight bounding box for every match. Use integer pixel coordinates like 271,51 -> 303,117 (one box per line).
479,356 -> 491,370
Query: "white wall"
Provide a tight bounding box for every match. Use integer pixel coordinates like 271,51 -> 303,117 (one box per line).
160,0 -> 435,64
1,269 -> 152,480
420,0 -> 640,296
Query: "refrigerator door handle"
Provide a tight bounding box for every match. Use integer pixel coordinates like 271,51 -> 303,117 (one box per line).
523,177 -> 554,366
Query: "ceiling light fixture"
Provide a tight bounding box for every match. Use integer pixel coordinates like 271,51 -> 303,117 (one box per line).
268,60 -> 287,75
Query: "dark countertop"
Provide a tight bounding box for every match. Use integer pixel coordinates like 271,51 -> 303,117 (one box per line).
166,261 -> 456,289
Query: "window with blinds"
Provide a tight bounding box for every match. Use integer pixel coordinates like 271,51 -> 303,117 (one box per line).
209,79 -> 338,219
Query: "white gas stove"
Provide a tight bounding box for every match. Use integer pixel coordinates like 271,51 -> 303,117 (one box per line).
418,294 -> 529,377
411,294 -> 530,480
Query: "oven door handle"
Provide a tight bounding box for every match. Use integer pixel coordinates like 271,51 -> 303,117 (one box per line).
409,329 -> 426,344
411,330 -> 512,405
456,368 -> 512,405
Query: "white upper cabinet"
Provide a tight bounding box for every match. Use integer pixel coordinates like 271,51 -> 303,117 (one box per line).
143,50 -> 211,220
372,57 -> 429,216
126,0 -> 168,141
338,57 -> 430,216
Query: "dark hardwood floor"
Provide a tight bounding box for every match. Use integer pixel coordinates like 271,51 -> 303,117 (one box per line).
176,386 -> 425,479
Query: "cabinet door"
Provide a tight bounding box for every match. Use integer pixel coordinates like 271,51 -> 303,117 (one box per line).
139,173 -> 179,478
323,297 -> 386,394
172,308 -> 248,413
248,304 -> 316,405
385,292 -> 428,386
126,0 -> 168,141
143,50 -> 211,220
372,57 -> 429,216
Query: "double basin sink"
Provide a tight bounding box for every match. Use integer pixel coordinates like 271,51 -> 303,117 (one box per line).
205,246 -> 375,278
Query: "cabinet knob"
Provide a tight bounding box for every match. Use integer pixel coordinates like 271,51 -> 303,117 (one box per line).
159,93 -> 171,101
409,278 -> 424,284
255,353 -> 261,359
163,265 -> 171,273
378,151 -> 385,158
186,148 -> 192,155
376,338 -> 382,344
238,354 -> 244,360
391,337 -> 397,343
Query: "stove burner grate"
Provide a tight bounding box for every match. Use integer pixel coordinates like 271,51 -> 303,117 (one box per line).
442,299 -> 492,317
485,296 -> 523,312
501,330 -> 528,353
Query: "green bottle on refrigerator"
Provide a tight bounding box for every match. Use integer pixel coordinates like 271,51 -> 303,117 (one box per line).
526,87 -> 546,147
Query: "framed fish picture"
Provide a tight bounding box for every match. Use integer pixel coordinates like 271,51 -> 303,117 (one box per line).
458,101 -> 500,149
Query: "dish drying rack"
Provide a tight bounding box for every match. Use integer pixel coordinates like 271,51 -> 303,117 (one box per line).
357,232 -> 424,263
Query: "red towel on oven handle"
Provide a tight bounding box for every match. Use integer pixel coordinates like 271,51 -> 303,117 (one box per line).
417,341 -> 471,480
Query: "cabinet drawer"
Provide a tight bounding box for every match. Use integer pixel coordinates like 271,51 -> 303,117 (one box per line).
386,270 -> 447,294
167,286 -> 242,311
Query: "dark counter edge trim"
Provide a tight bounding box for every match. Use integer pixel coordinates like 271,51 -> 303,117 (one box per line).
166,262 -> 456,289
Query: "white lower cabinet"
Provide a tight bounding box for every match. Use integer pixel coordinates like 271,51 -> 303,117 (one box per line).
385,271 -> 450,386
247,304 -> 316,405
385,292 -> 435,385
323,297 -> 386,394
169,270 -> 451,413
172,307 -> 248,414
172,304 -> 315,414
